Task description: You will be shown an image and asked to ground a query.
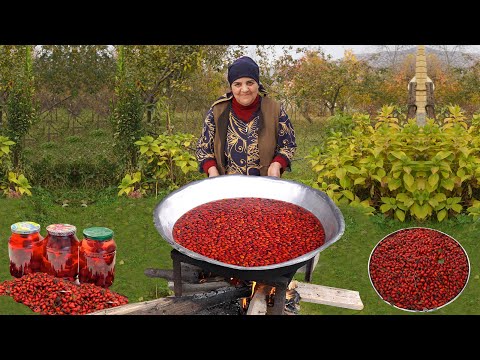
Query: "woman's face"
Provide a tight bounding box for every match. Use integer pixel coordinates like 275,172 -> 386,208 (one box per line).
231,77 -> 259,106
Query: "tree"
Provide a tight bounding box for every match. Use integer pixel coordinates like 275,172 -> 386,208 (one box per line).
0,46 -> 28,130
34,45 -> 116,114
112,45 -> 144,171
268,46 -> 301,113
0,46 -> 36,168
117,46 -> 205,127
289,49 -> 365,119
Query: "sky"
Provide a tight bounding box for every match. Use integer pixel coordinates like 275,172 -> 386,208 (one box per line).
320,45 -> 377,59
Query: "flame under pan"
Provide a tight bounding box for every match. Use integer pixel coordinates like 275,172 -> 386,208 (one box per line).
153,175 -> 345,272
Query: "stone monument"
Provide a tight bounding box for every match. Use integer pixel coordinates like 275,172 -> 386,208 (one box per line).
407,45 -> 435,125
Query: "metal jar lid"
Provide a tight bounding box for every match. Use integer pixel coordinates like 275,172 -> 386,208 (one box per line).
11,221 -> 41,235
83,227 -> 114,241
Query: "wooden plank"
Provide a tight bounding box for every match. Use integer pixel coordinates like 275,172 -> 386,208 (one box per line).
246,284 -> 271,315
88,298 -> 171,315
293,281 -> 364,311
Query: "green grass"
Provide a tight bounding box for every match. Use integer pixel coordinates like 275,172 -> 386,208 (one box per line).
282,115 -> 327,181
1,189 -> 479,315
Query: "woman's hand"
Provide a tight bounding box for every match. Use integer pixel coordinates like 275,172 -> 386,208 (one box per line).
208,167 -> 220,177
267,162 -> 282,178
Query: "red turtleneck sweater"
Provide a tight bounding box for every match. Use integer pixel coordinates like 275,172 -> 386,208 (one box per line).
202,95 -> 288,174
232,94 -> 260,122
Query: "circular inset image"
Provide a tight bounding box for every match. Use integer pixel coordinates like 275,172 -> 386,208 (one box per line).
368,227 -> 470,312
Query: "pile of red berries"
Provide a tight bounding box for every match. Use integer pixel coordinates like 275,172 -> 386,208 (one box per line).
0,272 -> 128,315
173,197 -> 325,267
369,227 -> 469,311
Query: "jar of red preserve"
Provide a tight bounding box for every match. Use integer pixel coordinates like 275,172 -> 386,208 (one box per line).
42,224 -> 79,281
8,221 -> 45,278
79,227 -> 117,288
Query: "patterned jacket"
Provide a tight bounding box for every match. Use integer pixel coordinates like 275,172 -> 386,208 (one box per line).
196,92 -> 296,176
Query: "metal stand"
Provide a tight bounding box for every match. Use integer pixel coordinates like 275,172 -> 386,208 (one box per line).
304,257 -> 314,283
170,249 -> 300,315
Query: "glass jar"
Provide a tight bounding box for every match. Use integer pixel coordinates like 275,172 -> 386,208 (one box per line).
42,224 -> 79,281
79,227 -> 117,288
8,221 -> 45,278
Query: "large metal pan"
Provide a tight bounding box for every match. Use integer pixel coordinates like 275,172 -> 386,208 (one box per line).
153,175 -> 345,272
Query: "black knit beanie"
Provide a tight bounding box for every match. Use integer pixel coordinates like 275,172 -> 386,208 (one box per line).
227,56 -> 260,85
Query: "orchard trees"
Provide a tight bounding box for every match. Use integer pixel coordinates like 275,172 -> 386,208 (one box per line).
288,49 -> 366,119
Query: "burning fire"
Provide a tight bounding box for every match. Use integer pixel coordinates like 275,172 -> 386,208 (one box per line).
241,281 -> 256,309
240,281 -> 299,314
241,297 -> 248,309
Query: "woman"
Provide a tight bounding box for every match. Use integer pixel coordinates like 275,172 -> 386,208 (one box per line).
196,56 -> 297,178
194,57 -> 300,310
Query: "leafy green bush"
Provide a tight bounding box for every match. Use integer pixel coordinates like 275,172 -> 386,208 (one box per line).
316,112 -> 357,151
307,105 -> 480,222
0,135 -> 32,197
119,132 -> 201,196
